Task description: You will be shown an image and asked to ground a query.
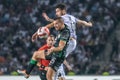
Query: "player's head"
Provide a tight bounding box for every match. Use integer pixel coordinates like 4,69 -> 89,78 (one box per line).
46,35 -> 55,47
55,3 -> 66,17
53,17 -> 64,30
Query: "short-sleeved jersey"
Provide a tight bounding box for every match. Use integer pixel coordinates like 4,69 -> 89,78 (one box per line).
61,14 -> 79,39
53,25 -> 70,58
38,44 -> 51,67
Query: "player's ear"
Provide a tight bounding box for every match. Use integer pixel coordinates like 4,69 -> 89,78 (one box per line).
62,10 -> 66,14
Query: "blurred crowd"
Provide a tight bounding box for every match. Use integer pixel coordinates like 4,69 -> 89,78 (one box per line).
0,0 -> 120,75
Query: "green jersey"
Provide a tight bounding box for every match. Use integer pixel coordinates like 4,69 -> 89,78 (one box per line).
53,25 -> 70,58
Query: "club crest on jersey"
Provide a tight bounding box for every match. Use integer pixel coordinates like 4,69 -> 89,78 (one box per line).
55,34 -> 60,41
58,34 -> 60,38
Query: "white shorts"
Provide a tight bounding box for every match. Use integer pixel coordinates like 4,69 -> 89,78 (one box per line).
54,39 -> 77,80
66,38 -> 77,57
54,64 -> 65,80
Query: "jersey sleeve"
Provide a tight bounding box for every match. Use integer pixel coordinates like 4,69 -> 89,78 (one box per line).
75,17 -> 79,23
38,44 -> 48,50
60,30 -> 70,41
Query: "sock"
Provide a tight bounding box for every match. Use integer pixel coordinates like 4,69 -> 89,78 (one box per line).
26,59 -> 37,75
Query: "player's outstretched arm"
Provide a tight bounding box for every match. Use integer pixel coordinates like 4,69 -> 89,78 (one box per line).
45,22 -> 54,29
77,20 -> 92,27
32,32 -> 38,42
42,12 -> 54,28
42,12 -> 54,22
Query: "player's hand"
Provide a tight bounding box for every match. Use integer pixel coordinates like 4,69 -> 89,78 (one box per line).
36,63 -> 41,67
88,22 -> 92,27
42,12 -> 50,21
32,32 -> 38,42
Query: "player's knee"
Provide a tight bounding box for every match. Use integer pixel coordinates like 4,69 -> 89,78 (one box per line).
33,51 -> 38,58
46,71 -> 52,80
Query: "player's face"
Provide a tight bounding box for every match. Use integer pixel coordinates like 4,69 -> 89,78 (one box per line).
53,20 -> 63,30
46,37 -> 55,47
55,8 -> 63,17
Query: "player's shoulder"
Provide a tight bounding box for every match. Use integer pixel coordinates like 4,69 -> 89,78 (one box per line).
38,44 -> 48,50
62,14 -> 77,21
61,14 -> 74,17
62,25 -> 70,34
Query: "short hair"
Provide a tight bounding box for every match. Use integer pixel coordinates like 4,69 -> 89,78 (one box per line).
55,3 -> 66,10
48,35 -> 55,39
54,17 -> 64,23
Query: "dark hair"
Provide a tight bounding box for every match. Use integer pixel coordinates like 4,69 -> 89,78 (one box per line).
48,35 -> 55,38
55,3 -> 66,10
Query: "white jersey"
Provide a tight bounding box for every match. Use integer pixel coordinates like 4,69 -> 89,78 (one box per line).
61,14 -> 78,39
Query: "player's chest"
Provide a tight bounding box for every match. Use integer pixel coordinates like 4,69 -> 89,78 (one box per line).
54,34 -> 61,46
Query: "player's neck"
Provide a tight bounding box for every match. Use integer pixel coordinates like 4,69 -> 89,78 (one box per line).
62,13 -> 66,16
62,12 -> 66,15
60,24 -> 65,30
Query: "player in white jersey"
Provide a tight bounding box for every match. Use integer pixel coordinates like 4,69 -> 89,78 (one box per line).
32,3 -> 92,80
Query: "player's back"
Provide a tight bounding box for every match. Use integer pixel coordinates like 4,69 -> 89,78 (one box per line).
61,14 -> 78,39
61,14 -> 77,24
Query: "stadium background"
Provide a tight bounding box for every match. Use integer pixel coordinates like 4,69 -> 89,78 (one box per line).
0,0 -> 120,76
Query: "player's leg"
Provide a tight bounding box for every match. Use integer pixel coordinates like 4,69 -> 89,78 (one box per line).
54,64 -> 65,80
46,57 -> 56,80
54,39 -> 76,80
25,50 -> 46,75
47,67 -> 55,80
47,57 -> 64,80
17,50 -> 46,78
38,70 -> 47,80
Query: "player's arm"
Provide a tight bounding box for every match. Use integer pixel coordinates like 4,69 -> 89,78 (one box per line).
31,32 -> 38,42
42,12 -> 54,28
63,59 -> 72,71
45,22 -> 54,29
49,40 -> 66,52
48,30 -> 69,53
42,12 -> 54,22
77,20 -> 92,27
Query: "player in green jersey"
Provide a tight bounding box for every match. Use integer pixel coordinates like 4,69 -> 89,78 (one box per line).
17,17 -> 70,80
